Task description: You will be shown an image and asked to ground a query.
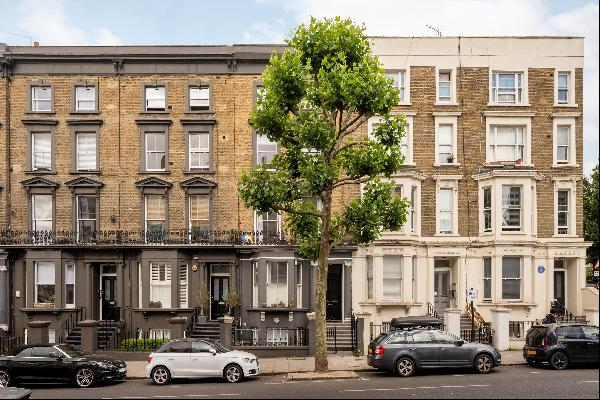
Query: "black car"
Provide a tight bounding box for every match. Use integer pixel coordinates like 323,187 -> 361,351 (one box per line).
523,323 -> 599,369
0,344 -> 126,388
367,328 -> 501,377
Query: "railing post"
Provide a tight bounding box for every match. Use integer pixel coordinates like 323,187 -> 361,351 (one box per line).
78,320 -> 99,353
306,312 -> 316,356
217,316 -> 234,349
443,309 -> 461,338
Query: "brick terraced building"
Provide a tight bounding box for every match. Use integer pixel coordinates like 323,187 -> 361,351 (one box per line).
0,37 -> 594,352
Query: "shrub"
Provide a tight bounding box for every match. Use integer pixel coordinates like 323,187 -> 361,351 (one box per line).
120,338 -> 170,352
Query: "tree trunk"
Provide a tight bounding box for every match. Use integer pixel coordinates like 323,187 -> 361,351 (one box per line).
314,189 -> 333,372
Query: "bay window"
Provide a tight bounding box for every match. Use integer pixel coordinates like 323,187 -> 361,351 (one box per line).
35,261 -> 55,305
382,255 -> 402,300
501,186 -> 522,232
483,187 -> 492,232
502,257 -> 521,300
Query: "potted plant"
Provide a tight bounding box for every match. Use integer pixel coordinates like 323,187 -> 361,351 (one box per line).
192,281 -> 210,322
224,289 -> 241,316
148,300 -> 162,309
447,155 -> 455,163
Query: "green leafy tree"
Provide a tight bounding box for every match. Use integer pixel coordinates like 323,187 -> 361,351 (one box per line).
584,163 -> 599,264
238,17 -> 408,372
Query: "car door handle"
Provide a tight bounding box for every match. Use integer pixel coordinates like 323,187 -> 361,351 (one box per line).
440,348 -> 446,351
167,358 -> 175,361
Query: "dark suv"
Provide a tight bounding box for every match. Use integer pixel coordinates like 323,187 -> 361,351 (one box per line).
367,329 -> 501,377
523,324 -> 599,369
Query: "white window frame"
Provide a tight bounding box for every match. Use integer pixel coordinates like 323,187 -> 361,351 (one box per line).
501,256 -> 522,301
501,185 -> 522,232
409,186 -> 417,234
75,85 -> 96,111
145,132 -> 166,172
76,195 -> 97,242
382,255 -> 403,301
34,261 -> 55,305
386,69 -> 410,104
65,262 -> 76,309
32,132 -> 52,171
32,194 -> 53,233
483,257 -> 492,301
256,132 -> 278,168
188,194 -> 210,233
31,86 -> 52,112
489,70 -> 528,106
552,117 -> 577,167
266,261 -> 288,306
554,69 -> 577,107
482,187 -> 492,233
179,264 -> 188,308
411,257 -> 417,301
252,261 -> 259,308
434,116 -> 458,166
366,256 -> 373,301
255,211 -> 281,242
553,178 -> 577,237
295,263 -> 302,309
189,85 -> 210,111
189,131 -> 210,170
150,263 -> 172,308
434,177 -> 460,236
145,86 -> 166,111
485,116 -> 532,165
435,67 -> 457,105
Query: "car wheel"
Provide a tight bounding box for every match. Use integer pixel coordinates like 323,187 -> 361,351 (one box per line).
396,357 -> 416,377
151,366 -> 171,385
475,354 -> 494,374
0,369 -> 11,388
224,364 -> 243,383
550,352 -> 569,370
75,367 -> 95,388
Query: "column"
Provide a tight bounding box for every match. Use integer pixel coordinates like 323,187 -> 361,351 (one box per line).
443,309 -> 461,337
117,262 -> 124,321
218,315 -> 234,349
490,308 -> 510,351
426,257 -> 435,307
402,255 -> 412,303
493,256 -> 503,303
78,320 -> 99,353
455,256 -> 465,308
306,312 -> 316,356
26,321 -> 51,345
522,256 -> 533,304
0,252 -> 9,331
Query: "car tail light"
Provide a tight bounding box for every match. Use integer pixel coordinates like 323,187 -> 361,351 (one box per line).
374,346 -> 385,356
147,355 -> 153,364
542,336 -> 547,350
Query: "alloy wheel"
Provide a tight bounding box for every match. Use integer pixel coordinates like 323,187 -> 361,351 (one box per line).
75,367 -> 95,388
475,354 -> 493,374
225,365 -> 242,383
396,358 -> 415,377
152,367 -> 170,385
550,352 -> 568,370
0,369 -> 11,387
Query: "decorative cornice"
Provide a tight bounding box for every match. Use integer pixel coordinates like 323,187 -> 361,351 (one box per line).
180,119 -> 217,125
20,176 -> 60,188
551,112 -> 581,118
180,176 -> 217,188
65,176 -> 104,189
21,119 -> 59,125
483,111 -> 536,117
135,176 -> 173,188
472,169 -> 544,181
135,119 -> 173,125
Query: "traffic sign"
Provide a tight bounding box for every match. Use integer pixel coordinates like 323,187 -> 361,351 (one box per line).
466,287 -> 478,301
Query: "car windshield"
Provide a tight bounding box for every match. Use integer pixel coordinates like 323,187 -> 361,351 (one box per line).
205,339 -> 230,353
56,344 -> 89,358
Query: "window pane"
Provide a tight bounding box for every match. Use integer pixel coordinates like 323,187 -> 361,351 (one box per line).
557,90 -> 568,103
439,189 -> 452,210
77,132 -> 97,170
557,127 -> 569,146
438,82 -> 451,99
146,196 -> 165,220
78,196 -> 97,219
190,86 -> 210,110
32,133 -> 52,169
33,194 -> 52,221
498,74 -> 515,88
75,86 -> 96,110
558,73 -> 569,88
438,124 -> 452,145
383,256 -> 402,299
502,257 -> 520,279
502,280 -> 520,299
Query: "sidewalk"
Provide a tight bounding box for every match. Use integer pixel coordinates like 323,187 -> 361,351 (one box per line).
125,351 -> 525,379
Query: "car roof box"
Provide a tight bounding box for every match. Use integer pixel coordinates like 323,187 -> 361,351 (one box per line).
390,315 -> 444,329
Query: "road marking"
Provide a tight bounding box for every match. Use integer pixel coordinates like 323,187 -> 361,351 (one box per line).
442,385 -> 464,388
344,389 -> 365,392
217,395 -> 241,397
374,388 -> 395,391
469,384 -> 490,387
579,380 -> 599,383
416,386 -> 436,389
154,397 -> 178,399
530,371 -> 542,374
452,374 -> 464,376
264,382 -> 283,385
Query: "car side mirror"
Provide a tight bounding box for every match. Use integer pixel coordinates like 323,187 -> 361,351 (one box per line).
455,340 -> 465,346
56,355 -> 64,361
209,348 -> 217,356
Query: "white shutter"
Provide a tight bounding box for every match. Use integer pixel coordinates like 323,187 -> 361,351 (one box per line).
150,263 -> 171,308
179,264 -> 188,308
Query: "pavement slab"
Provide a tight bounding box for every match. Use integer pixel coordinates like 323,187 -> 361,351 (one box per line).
287,371 -> 358,381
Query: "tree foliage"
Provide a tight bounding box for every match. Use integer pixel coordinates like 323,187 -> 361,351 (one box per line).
584,163 -> 599,263
238,17 -> 409,260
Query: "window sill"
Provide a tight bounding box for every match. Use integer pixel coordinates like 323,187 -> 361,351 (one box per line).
395,102 -> 412,107
70,170 -> 102,175
25,111 -> 56,115
358,301 -> 422,307
183,169 -> 215,175
433,162 -> 461,167
247,307 -> 309,312
500,231 -> 527,235
21,307 -> 81,313
483,163 -> 534,168
479,231 -> 494,236
134,308 -> 194,312
139,111 -> 171,115
25,170 -> 57,175
434,102 -> 459,106
138,170 -> 171,174
552,164 -> 579,168
70,110 -> 100,115
553,103 -> 578,108
552,234 -> 578,239
185,110 -> 214,114
434,233 -> 460,237
479,302 -> 535,307
486,103 -> 531,107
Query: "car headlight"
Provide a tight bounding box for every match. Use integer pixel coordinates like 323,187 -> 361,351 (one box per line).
243,358 -> 255,364
92,361 -> 113,369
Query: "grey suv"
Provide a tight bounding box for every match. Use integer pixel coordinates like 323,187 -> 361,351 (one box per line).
367,329 -> 501,377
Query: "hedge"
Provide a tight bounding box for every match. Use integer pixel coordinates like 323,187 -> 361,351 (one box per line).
120,338 -> 170,352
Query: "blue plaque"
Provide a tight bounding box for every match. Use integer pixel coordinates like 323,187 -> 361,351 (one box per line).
538,265 -> 545,273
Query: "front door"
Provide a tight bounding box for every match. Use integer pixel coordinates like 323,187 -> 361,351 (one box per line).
326,264 -> 343,321
554,270 -> 566,307
434,269 -> 450,315
210,276 -> 229,320
101,276 -> 118,321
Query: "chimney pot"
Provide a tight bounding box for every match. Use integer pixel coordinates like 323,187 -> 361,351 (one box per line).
33,41 -> 40,47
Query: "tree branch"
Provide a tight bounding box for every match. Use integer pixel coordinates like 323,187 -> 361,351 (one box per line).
277,205 -> 323,218
332,175 -> 376,189
332,140 -> 368,157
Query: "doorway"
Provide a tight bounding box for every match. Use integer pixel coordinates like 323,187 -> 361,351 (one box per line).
434,260 -> 451,315
99,264 -> 118,321
326,264 -> 343,321
210,276 -> 229,320
554,258 -> 567,308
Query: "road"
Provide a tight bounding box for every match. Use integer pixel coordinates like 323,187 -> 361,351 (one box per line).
18,365 -> 599,399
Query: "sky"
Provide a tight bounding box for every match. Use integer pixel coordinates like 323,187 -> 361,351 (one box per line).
0,0 -> 598,175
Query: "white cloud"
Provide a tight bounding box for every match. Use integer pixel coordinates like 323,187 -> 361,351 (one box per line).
267,0 -> 599,175
242,20 -> 288,43
15,0 -> 121,45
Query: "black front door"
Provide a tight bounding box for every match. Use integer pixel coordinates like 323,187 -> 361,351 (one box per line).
101,276 -> 118,321
554,270 -> 566,307
210,276 -> 229,320
326,264 -> 342,321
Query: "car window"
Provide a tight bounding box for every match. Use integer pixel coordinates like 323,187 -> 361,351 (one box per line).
556,326 -> 585,340
165,341 -> 191,353
581,326 -> 599,340
192,341 -> 213,353
31,347 -> 62,358
15,348 -> 32,357
411,331 -> 434,344
56,344 -> 88,357
386,333 -> 405,345
431,331 -> 457,344
526,326 -> 547,346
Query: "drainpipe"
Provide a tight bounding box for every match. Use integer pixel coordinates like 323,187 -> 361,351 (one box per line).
3,56 -> 12,229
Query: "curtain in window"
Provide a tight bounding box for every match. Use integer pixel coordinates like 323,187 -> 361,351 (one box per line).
32,133 -> 51,170
438,189 -> 453,233
382,255 -> 402,300
266,261 -> 287,306
76,132 -> 96,170
502,257 -> 521,300
33,194 -> 53,232
438,124 -> 453,163
36,261 -> 55,304
75,86 -> 96,110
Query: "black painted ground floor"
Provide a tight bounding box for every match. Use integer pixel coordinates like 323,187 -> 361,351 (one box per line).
0,246 -> 353,345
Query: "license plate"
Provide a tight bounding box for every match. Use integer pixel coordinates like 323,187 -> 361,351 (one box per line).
118,367 -> 127,373
527,350 -> 536,356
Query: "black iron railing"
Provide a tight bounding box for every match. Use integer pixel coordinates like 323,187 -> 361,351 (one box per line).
0,336 -> 25,354
461,322 -> 493,344
232,327 -> 307,347
427,302 -> 440,319
56,307 -> 86,343
369,321 -> 392,341
550,300 -> 588,323
0,229 -> 350,247
350,313 -> 359,353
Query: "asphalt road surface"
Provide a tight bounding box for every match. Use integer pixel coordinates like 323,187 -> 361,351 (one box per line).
16,365 -> 600,399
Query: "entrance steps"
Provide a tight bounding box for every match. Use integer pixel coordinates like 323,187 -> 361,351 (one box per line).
189,321 -> 220,340
326,321 -> 354,352
64,320 -> 119,350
